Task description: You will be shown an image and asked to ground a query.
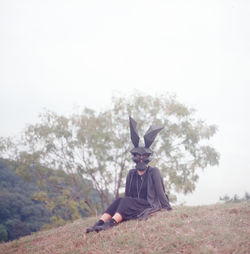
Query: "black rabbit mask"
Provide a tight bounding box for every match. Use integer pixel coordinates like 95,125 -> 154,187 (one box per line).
129,116 -> 163,171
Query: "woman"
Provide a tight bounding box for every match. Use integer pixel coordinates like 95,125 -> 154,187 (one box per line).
86,117 -> 172,233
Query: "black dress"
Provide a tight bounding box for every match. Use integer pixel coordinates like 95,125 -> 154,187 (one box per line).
105,167 -> 171,220
104,170 -> 151,220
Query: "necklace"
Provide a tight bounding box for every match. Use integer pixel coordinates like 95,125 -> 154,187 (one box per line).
136,174 -> 144,199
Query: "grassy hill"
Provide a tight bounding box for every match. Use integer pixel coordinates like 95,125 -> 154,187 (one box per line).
0,201 -> 249,254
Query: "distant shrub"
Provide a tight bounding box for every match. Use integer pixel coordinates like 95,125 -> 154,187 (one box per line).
219,192 -> 250,203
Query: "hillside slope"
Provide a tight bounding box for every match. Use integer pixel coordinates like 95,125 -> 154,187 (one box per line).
0,201 -> 249,254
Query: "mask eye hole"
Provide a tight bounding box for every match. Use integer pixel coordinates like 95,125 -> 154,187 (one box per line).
135,154 -> 142,158
133,153 -> 150,159
134,154 -> 150,158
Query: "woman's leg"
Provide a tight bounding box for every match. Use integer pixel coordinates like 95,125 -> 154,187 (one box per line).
86,198 -> 122,233
104,197 -> 122,217
95,197 -> 142,232
112,212 -> 123,223
94,212 -> 123,232
100,213 -> 112,222
95,213 -> 122,232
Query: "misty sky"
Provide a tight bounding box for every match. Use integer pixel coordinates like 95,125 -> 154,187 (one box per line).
1,0 -> 250,205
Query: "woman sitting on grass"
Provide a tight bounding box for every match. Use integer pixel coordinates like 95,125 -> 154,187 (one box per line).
86,117 -> 172,233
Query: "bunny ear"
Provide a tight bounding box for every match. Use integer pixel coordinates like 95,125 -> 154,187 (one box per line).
129,116 -> 140,148
144,125 -> 164,148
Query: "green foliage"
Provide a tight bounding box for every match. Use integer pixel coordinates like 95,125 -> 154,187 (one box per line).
31,191 -> 48,203
41,216 -> 67,230
0,160 -> 51,242
0,159 -> 100,242
0,224 -> 8,242
5,219 -> 30,241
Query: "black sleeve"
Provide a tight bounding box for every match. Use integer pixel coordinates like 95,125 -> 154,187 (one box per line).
152,168 -> 172,210
125,170 -> 132,197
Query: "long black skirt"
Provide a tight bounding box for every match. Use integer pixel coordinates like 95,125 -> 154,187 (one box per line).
104,197 -> 151,220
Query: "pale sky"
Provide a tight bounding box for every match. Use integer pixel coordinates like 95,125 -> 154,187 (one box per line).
1,0 -> 250,205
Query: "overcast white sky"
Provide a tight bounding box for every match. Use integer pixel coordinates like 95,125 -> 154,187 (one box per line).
1,0 -> 250,205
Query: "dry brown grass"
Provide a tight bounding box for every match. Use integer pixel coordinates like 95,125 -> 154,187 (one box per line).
1,201 -> 249,254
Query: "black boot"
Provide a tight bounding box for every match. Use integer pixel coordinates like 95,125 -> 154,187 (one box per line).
95,218 -> 117,232
86,220 -> 104,233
